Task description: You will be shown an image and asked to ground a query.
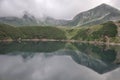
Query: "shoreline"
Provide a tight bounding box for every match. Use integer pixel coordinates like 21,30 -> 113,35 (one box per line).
0,39 -> 120,46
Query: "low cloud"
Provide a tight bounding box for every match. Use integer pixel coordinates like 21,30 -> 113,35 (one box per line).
0,0 -> 120,19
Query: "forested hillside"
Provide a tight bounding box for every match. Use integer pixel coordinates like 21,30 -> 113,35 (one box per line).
72,21 -> 117,41
0,23 -> 67,40
0,21 -> 119,43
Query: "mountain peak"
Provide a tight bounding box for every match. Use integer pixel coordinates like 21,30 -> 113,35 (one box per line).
96,3 -> 116,9
100,3 -> 110,6
90,3 -> 120,13
0,4 -> 120,27
72,3 -> 120,26
23,11 -> 35,19
23,11 -> 31,16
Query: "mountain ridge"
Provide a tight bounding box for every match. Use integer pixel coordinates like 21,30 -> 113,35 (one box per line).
0,3 -> 120,27
70,3 -> 120,26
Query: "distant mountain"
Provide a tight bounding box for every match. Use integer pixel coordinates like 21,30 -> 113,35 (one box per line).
0,3 -> 120,26
41,17 -> 69,26
0,12 -> 69,26
0,12 -> 40,26
69,3 -> 120,26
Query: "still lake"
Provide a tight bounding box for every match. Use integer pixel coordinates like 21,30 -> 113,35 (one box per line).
0,41 -> 120,80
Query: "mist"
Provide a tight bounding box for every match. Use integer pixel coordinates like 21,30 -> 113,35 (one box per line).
0,0 -> 120,19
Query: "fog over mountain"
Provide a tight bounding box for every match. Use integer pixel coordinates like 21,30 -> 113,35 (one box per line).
0,0 -> 120,19
0,3 -> 120,26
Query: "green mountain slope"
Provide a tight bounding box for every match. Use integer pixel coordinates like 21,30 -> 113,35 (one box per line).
0,23 -> 66,40
71,21 -> 118,41
0,21 -> 119,43
18,26 -> 66,39
0,23 -> 22,40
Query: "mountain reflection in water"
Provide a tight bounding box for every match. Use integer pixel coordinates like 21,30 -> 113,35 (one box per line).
0,41 -> 120,80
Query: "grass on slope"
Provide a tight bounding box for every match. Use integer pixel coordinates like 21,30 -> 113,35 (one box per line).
0,21 -> 119,42
18,26 -> 67,39
60,27 -> 80,39
0,23 -> 22,40
72,21 -> 118,41
0,24 -> 67,40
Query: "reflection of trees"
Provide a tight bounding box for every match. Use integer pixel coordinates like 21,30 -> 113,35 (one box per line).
73,43 -> 117,63
0,42 -> 120,74
0,42 -> 65,54
67,43 -> 120,74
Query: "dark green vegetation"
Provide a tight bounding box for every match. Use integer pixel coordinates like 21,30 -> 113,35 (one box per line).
18,26 -> 66,39
0,42 -> 118,65
0,42 -> 65,54
0,23 -> 22,40
0,21 -> 119,43
0,23 -> 66,40
73,43 -> 117,63
71,21 -> 118,42
72,43 -> 120,74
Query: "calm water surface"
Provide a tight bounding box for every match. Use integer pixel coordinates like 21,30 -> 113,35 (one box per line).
0,41 -> 120,80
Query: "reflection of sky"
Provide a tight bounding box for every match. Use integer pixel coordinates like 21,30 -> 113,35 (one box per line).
0,53 -> 119,80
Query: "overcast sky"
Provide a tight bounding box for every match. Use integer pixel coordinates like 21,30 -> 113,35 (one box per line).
0,0 -> 120,19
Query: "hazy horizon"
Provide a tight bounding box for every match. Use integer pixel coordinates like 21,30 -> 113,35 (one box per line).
0,0 -> 120,20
